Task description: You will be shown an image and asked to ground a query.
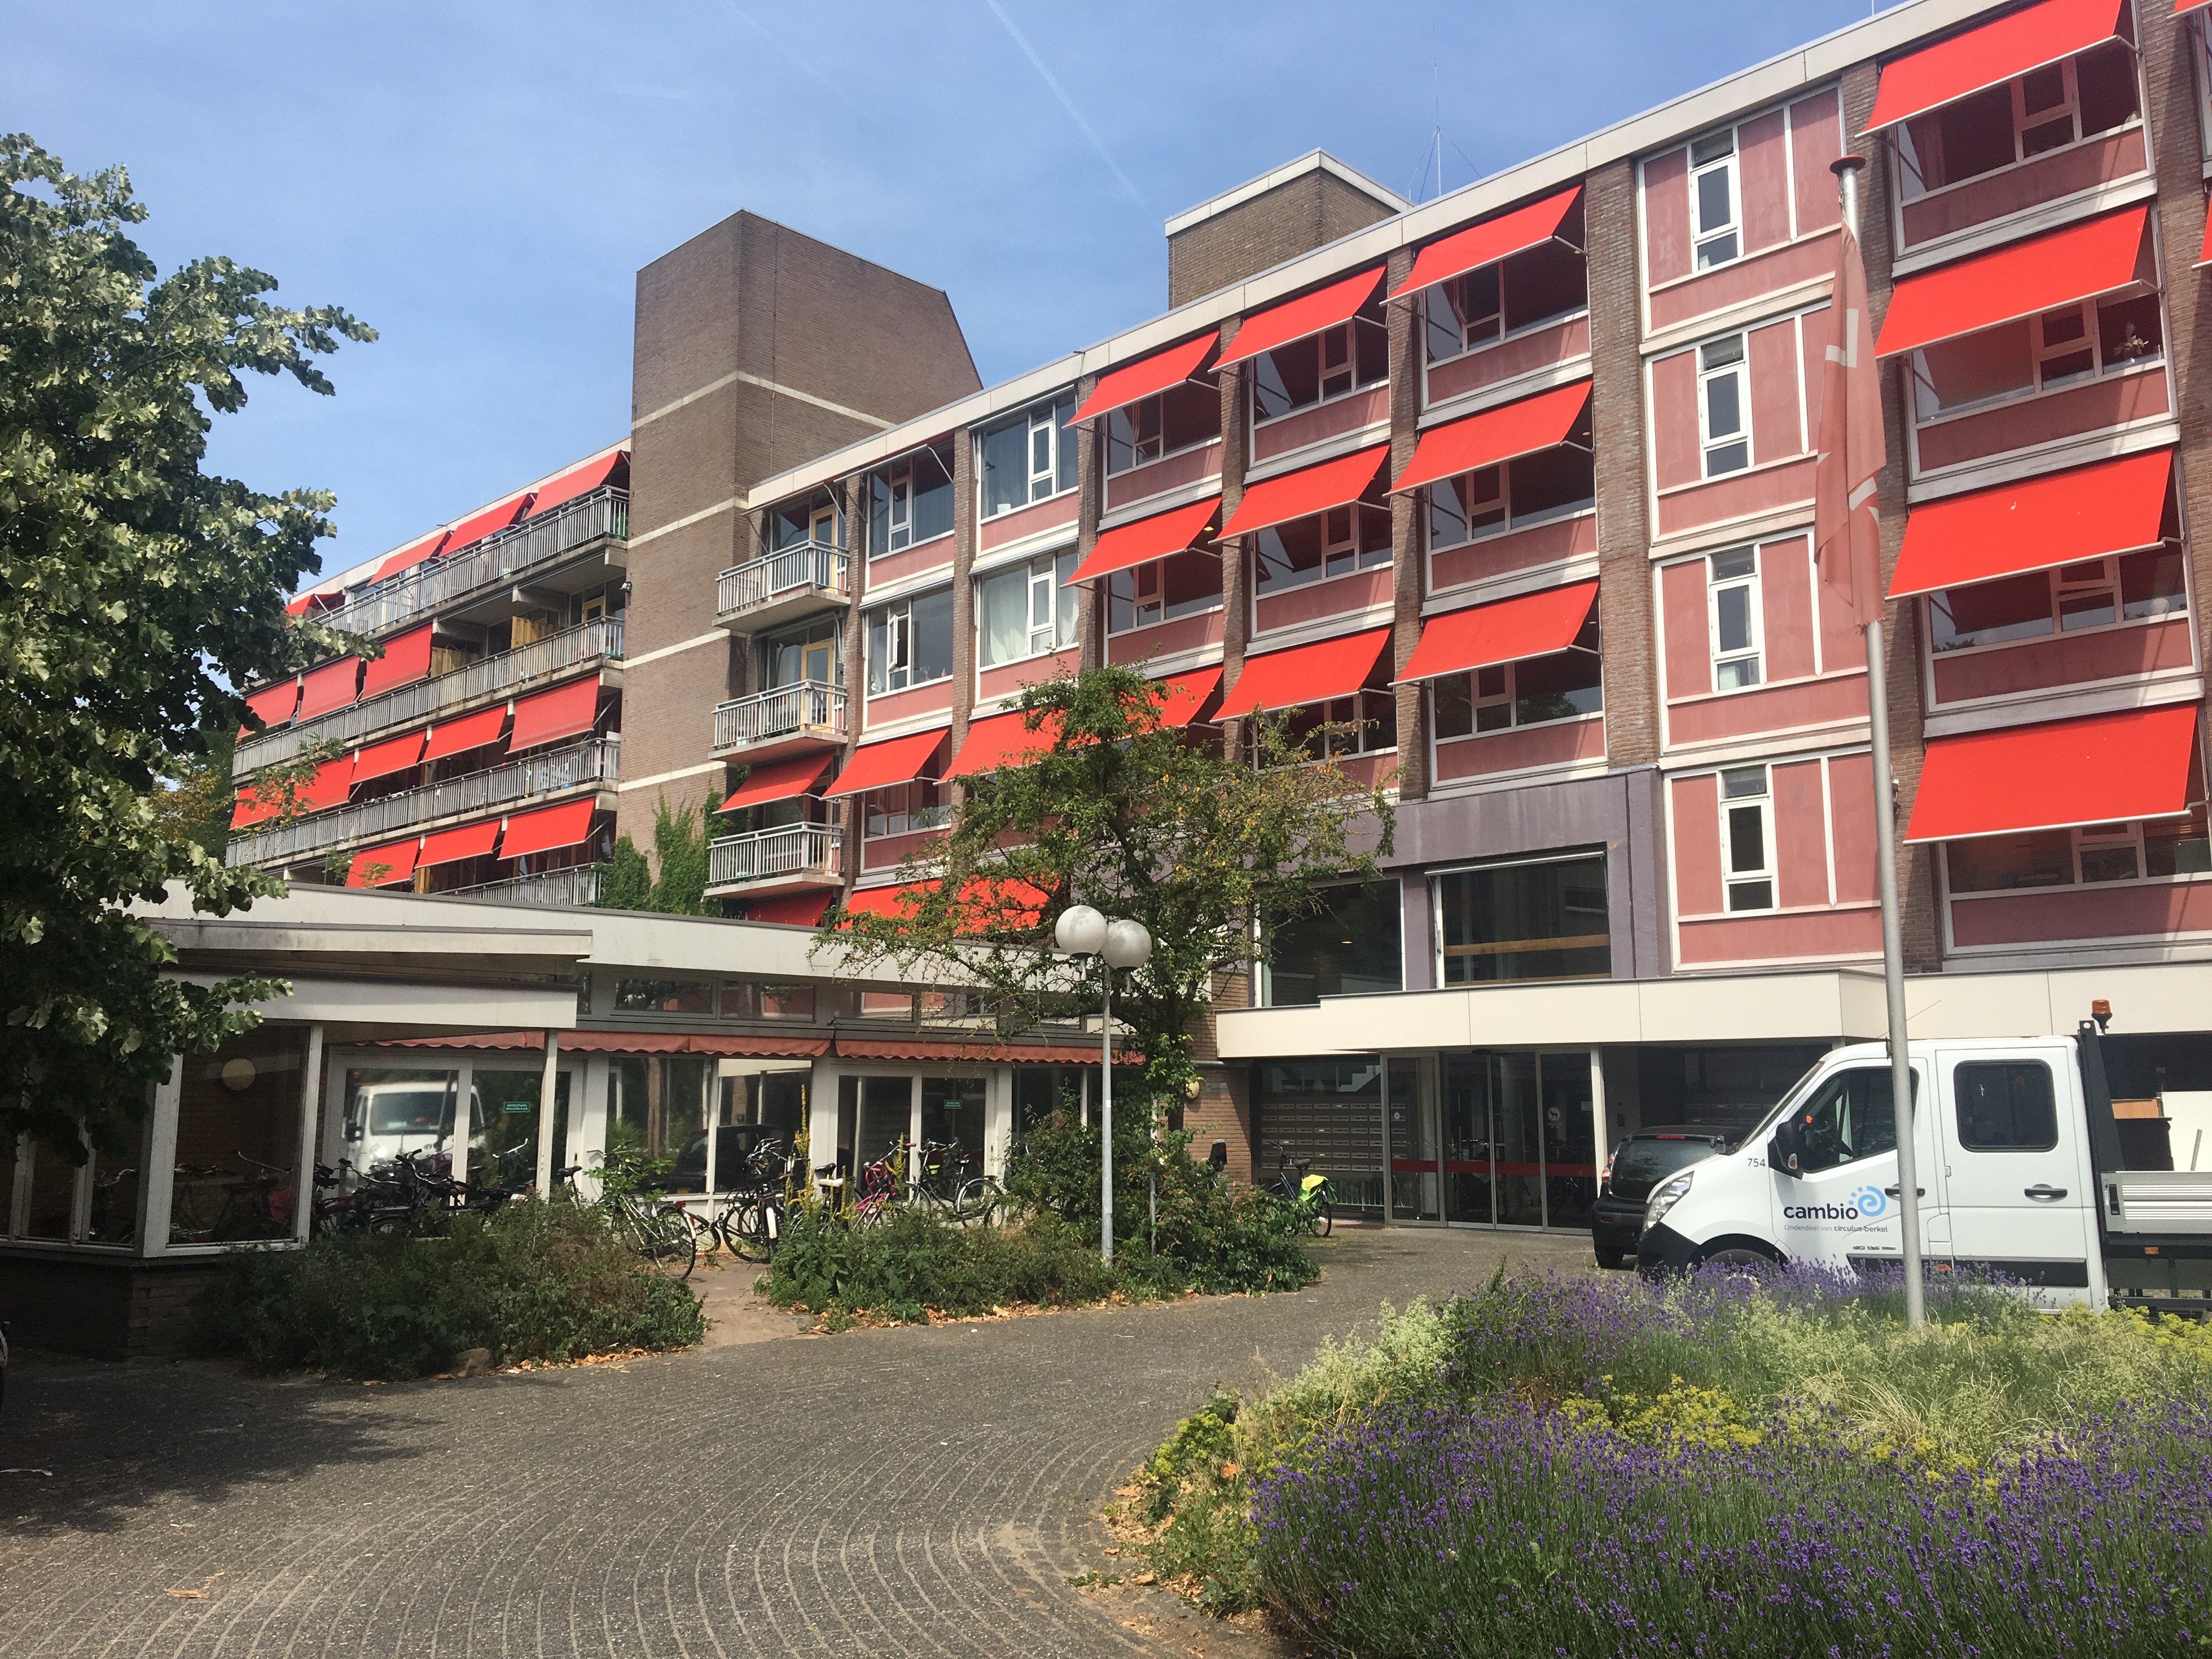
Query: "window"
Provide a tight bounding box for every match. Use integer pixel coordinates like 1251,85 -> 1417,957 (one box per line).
1434,851 -> 1610,984
1690,128 -> 1739,269
866,586 -> 955,695
1897,41 -> 2141,200
1946,809 -> 2212,893
765,490 -> 842,553
1698,334 -> 1750,476
1105,380 -> 1220,475
758,983 -> 817,1021
614,978 -> 713,1013
1254,499 -> 1392,596
1247,691 -> 1398,765
1261,881 -> 1404,1006
1252,296 -> 1389,421
1107,546 -> 1222,634
167,1029 -> 310,1245
1910,291 -> 2164,423
862,778 -> 947,839
1720,766 -> 1773,913
1422,211 -> 1589,365
1433,614 -> 1602,738
980,394 -> 1077,518
762,617 -> 839,689
979,550 -> 1080,667
1709,546 -> 1762,689
1929,548 -> 2187,652
1427,437 -> 1595,549
1785,1066 -> 1910,1173
1954,1061 -> 2058,1152
869,445 -> 955,555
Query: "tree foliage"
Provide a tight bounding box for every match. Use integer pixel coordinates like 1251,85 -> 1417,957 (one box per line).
825,665 -> 1393,1104
1,136 -> 373,1160
597,793 -> 712,915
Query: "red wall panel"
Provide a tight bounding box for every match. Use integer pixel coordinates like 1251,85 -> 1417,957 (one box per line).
1950,879 -> 2212,949
1252,386 -> 1389,464
1915,370 -> 2170,474
1425,316 -> 1590,407
1104,440 -> 1222,513
979,648 -> 1078,702
1762,535 -> 1817,682
1434,716 -> 1604,782
1828,752 -> 1878,906
1656,456 -> 1816,538
1643,146 -> 1692,288
1788,93 -> 1843,237
1430,512 -> 1596,594
1678,906 -> 1880,964
1252,567 -> 1392,636
977,492 -> 1077,552
1749,318 -> 1804,467
1647,234 -> 1835,332
1667,674 -> 1869,746
1105,608 -> 1224,666
861,678 -> 955,732
867,534 -> 956,588
1899,128 -> 2145,252
1660,558 -> 1713,699
1774,758 -> 1830,910
1671,772 -> 1725,915
1736,109 -> 1791,258
1929,616 -> 2194,704
1649,350 -> 1700,490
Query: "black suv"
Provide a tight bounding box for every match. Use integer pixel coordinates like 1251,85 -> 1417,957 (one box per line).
1592,1128 -> 1734,1268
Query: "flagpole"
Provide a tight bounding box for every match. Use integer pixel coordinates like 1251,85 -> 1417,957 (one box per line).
1833,154 -> 1925,1330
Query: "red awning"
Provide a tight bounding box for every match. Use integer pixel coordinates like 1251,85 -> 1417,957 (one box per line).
352,729 -> 427,784
359,625 -> 434,700
838,876 -> 1047,930
744,891 -> 834,927
2198,207 -> 2212,269
441,491 -> 535,554
1389,185 -> 1585,300
421,704 -> 509,763
1875,206 -> 2148,358
841,882 -> 929,918
376,531 -> 448,582
508,676 -> 601,752
949,710 -> 1060,777
1906,703 -> 2203,842
719,753 -> 834,811
1156,667 -> 1224,727
2180,0 -> 2211,15
295,656 -> 362,722
1865,0 -> 2128,132
419,819 -> 502,867
374,1030 -> 828,1057
522,448 -> 627,517
1392,382 -> 1592,495
834,1036 -> 1141,1065
240,680 -> 298,736
1889,449 -> 2173,599
500,798 -> 598,860
822,728 -> 947,798
1398,583 -> 1599,683
1215,268 -> 1385,369
1071,334 -> 1219,422
1216,628 -> 1393,719
1069,498 -> 1221,583
1219,447 -> 1389,540
347,839 -> 420,888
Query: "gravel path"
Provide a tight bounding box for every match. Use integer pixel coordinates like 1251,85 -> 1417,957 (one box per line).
0,1227 -> 1596,1657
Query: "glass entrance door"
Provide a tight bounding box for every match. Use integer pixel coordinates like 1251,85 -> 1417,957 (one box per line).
1441,1054 -> 1492,1224
1401,1049 -> 1599,1230
1386,1058 -> 1439,1220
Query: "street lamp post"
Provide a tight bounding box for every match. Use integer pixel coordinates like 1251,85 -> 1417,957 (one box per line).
1054,904 -> 1152,1263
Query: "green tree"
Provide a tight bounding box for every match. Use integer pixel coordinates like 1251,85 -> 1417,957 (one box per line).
596,793 -> 713,915
1,137 -> 374,1161
827,665 -> 1394,1108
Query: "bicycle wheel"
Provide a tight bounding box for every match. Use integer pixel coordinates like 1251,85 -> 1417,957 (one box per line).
725,1198 -> 774,1263
633,1204 -> 697,1278
953,1177 -> 1005,1228
1308,1187 -> 1334,1238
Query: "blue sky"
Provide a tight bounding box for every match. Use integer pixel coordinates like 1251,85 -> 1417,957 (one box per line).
12,0 -> 1875,584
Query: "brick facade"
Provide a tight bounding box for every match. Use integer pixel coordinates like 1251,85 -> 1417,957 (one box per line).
1168,164 -> 1404,307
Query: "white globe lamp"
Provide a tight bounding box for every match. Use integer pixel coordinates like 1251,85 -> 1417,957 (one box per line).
1055,904 -> 1108,957
1102,918 -> 1152,970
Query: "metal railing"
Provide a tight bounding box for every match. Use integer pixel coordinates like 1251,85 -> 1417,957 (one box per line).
313,488 -> 628,640
450,865 -> 607,907
716,541 -> 849,618
712,681 -> 847,753
235,617 -> 623,776
225,735 -> 620,867
707,819 -> 843,889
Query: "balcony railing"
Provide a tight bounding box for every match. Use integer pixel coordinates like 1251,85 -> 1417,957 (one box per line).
236,617 -> 623,776
712,681 -> 847,755
225,735 -> 620,868
707,819 -> 843,890
314,487 -> 628,641
450,865 -> 607,908
716,541 -> 849,624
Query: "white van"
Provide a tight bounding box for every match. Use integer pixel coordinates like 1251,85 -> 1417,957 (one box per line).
1638,1012 -> 2212,1312
345,1079 -> 458,1175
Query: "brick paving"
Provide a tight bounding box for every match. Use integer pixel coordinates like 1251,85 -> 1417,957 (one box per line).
0,1227 -> 1598,1657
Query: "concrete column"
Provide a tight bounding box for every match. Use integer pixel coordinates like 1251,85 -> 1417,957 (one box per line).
293,1023 -> 325,1242
534,1029 -> 562,1195
140,1053 -> 184,1256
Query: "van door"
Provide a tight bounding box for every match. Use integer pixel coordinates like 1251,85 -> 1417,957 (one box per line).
1770,1062 -> 1942,1271
1937,1050 -> 2094,1300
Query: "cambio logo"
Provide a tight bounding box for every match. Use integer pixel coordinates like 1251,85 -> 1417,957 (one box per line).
1781,1185 -> 1888,1222
1849,1185 -> 1888,1217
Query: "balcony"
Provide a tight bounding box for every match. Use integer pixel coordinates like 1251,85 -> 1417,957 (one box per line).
236,617 -> 623,776
716,541 -> 850,633
225,735 -> 619,868
319,488 -> 628,641
706,819 -> 844,896
712,681 -> 847,761
450,865 -> 608,908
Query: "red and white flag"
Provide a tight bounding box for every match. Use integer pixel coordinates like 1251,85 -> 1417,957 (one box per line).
1814,225 -> 1886,627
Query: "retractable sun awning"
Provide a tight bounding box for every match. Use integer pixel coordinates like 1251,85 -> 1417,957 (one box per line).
1216,628 -> 1393,719
1865,0 -> 2129,133
240,679 -> 299,736
1389,185 -> 1585,300
1070,334 -> 1220,422
376,531 -> 449,582
1156,667 -> 1223,727
348,839 -> 421,888
499,799 -> 599,860
1391,381 -> 1592,495
948,710 -> 1059,777
1905,703 -> 2203,842
822,727 -> 948,798
1397,582 -> 1599,683
295,656 -> 362,722
441,490 -> 535,555
1215,268 -> 1384,370
421,704 -> 509,763
523,448 -> 628,516
1219,447 -> 1389,540
719,753 -> 834,812
352,729 -> 428,785
418,819 -> 503,867
1889,448 -> 2172,599
1876,206 -> 2149,358
508,676 -> 601,751
359,625 -> 434,700
744,891 -> 834,927
1069,498 -> 1221,583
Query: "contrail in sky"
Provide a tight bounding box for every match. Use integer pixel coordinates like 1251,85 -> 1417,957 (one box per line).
980,0 -> 1148,212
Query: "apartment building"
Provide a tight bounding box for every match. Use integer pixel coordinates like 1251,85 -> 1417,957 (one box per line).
216,0 -> 2212,1244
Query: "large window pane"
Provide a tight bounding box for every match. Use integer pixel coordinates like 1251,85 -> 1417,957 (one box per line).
1262,881 -> 1403,1006
1436,855 -> 1610,984
1912,322 -> 2034,419
1541,1052 -> 1597,1230
606,1056 -> 710,1186
172,1027 -> 309,1244
980,565 -> 1029,667
467,1068 -> 569,1193
980,419 -> 1030,517
342,1066 -> 457,1176
910,586 -> 956,684
1931,572 -> 2056,650
1946,830 -> 2074,893
23,1141 -> 77,1240
1441,1055 -> 1491,1225
921,1076 -> 986,1176
88,1150 -> 140,1246
1493,1053 -> 1545,1226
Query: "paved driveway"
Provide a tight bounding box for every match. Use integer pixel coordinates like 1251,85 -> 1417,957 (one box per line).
0,1228 -> 1597,1657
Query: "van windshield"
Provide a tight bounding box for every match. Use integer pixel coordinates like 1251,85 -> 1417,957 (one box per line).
1613,1138 -> 1724,1188
1745,1060 -> 1827,1142
366,1090 -> 454,1137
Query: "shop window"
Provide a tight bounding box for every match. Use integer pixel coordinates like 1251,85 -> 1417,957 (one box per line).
1434,852 -> 1610,984
1261,881 -> 1404,1006
1246,690 -> 1397,766
88,1152 -> 139,1246
1423,218 -> 1588,365
1910,291 -> 2164,424
1253,500 -> 1392,597
1252,298 -> 1389,421
980,394 -> 1078,518
1689,127 -> 1740,269
1427,442 -> 1594,550
1897,41 -> 2141,200
921,1076 -> 986,1173
1698,334 -> 1750,476
1721,766 -> 1774,912
866,586 -> 955,694
1929,549 -> 2187,651
861,778 -> 946,839
1106,381 -> 1220,474
1016,1065 -> 1092,1130
1108,546 -> 1222,634
1434,616 -> 1602,738
979,550 -> 1080,667
727,1068 -> 808,1144
606,1055 -> 710,1190
468,1069 -> 569,1194
1946,809 -> 2212,893
1709,546 -> 1762,689
868,444 -> 955,554
170,1028 -> 309,1244
614,977 -> 713,1014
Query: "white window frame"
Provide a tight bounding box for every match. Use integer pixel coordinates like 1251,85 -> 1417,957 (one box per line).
1708,545 -> 1762,690
978,395 -> 1076,521
1940,809 -> 2212,904
1720,765 -> 1774,913
887,470 -> 912,548
1689,127 -> 1740,271
1927,548 -> 2191,655
978,551 -> 1079,669
866,592 -> 951,696
1896,48 -> 2148,203
1250,316 -> 1389,426
1907,290 -> 2168,436
1697,333 -> 1750,478
1105,549 -> 1223,636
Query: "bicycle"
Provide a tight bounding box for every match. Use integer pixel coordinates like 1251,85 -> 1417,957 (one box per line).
907,1138 -> 1005,1227
705,1137 -> 790,1262
1265,1141 -> 1335,1237
556,1163 -> 696,1278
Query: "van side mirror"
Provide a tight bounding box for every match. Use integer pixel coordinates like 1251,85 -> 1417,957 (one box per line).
1767,1118 -> 1804,1179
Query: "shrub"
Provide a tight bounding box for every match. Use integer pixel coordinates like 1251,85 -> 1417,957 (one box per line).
194,1198 -> 704,1378
764,1207 -> 1118,1324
